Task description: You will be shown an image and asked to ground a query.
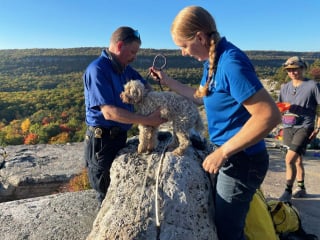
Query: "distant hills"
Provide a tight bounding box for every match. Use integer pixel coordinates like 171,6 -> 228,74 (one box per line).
1,48 -> 320,84
0,48 -> 319,145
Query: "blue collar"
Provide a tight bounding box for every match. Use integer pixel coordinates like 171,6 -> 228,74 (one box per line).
102,49 -> 126,74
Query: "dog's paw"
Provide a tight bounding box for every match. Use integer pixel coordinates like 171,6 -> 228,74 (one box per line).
137,150 -> 152,155
172,148 -> 185,156
137,146 -> 153,154
137,145 -> 146,154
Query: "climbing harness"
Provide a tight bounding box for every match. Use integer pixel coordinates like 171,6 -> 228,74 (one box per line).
146,54 -> 167,91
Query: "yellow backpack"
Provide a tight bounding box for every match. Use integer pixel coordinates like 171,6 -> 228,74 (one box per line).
245,189 -> 279,240
245,189 -> 318,240
268,200 -> 300,234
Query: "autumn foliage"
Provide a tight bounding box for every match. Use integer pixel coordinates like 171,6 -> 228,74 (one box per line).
62,168 -> 91,192
0,48 -> 319,146
310,67 -> 320,80
24,133 -> 38,144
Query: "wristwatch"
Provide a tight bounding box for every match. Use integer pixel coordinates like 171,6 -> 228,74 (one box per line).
316,127 -> 320,131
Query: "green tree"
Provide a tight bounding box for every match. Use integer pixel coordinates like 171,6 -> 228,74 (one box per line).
38,123 -> 60,143
309,59 -> 320,80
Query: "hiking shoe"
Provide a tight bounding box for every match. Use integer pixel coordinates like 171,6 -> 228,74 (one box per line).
279,190 -> 292,202
292,187 -> 307,198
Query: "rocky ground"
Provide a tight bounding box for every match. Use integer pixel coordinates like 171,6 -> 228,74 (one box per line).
263,139 -> 320,238
0,138 -> 319,239
0,190 -> 99,240
0,142 -> 84,202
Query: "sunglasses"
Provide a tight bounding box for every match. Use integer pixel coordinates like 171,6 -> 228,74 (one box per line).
286,68 -> 300,72
293,87 -> 297,95
122,30 -> 140,42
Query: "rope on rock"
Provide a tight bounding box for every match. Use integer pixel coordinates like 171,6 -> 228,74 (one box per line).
155,136 -> 172,239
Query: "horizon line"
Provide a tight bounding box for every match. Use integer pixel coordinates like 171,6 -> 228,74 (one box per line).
0,47 -> 319,53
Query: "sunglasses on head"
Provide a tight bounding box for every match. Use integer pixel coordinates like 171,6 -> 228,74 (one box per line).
282,59 -> 305,68
122,30 -> 140,42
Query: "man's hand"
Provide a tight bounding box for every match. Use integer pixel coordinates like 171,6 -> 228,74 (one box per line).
146,107 -> 167,127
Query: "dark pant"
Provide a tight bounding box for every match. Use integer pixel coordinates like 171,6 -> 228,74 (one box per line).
213,149 -> 269,240
283,127 -> 313,155
84,126 -> 127,203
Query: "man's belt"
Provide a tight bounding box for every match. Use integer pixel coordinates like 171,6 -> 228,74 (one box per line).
88,126 -> 124,139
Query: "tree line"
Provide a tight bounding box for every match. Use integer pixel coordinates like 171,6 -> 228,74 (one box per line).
0,48 -> 319,145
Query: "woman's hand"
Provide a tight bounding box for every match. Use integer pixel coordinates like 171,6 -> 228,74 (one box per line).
148,67 -> 202,105
149,67 -> 168,86
202,147 -> 228,174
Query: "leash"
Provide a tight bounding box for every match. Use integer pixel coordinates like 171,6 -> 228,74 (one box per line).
135,153 -> 154,223
155,136 -> 172,239
134,135 -> 172,240
146,54 -> 167,91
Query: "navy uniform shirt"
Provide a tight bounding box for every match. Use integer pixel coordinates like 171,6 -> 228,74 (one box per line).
83,49 -> 146,131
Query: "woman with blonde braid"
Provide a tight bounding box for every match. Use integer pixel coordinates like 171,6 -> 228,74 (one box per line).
150,6 -> 281,240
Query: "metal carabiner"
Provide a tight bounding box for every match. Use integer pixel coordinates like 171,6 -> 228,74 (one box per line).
147,54 -> 167,91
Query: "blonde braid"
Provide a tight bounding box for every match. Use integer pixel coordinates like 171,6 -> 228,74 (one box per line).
194,33 -> 220,98
171,6 -> 221,98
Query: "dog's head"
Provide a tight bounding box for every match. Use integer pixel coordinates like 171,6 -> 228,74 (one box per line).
120,80 -> 146,104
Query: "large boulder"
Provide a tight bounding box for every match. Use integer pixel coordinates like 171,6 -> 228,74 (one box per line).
87,135 -> 218,240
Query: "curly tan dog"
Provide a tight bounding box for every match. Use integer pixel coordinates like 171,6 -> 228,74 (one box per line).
120,80 -> 204,155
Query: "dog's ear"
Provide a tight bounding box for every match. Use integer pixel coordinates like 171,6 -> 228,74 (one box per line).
120,80 -> 134,104
120,91 -> 130,103
132,82 -> 144,102
121,80 -> 146,104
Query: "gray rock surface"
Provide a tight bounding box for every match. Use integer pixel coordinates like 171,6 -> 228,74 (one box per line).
0,190 -> 99,240
263,139 -> 320,238
0,143 -> 84,202
0,138 -> 319,240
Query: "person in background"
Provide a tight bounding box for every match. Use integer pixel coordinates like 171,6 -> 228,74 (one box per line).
278,56 -> 320,202
83,26 -> 166,205
149,6 -> 281,240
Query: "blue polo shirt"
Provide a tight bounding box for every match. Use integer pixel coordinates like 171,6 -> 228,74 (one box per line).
202,37 -> 265,154
83,49 -> 146,131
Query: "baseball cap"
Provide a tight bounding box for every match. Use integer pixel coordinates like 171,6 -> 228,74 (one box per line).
282,56 -> 307,69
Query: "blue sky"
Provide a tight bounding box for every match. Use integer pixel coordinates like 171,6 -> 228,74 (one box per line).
1,0 -> 319,51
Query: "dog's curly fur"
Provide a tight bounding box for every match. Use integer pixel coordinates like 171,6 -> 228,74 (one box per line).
120,80 -> 204,155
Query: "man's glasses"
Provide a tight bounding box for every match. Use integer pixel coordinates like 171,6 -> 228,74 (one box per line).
122,30 -> 140,42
